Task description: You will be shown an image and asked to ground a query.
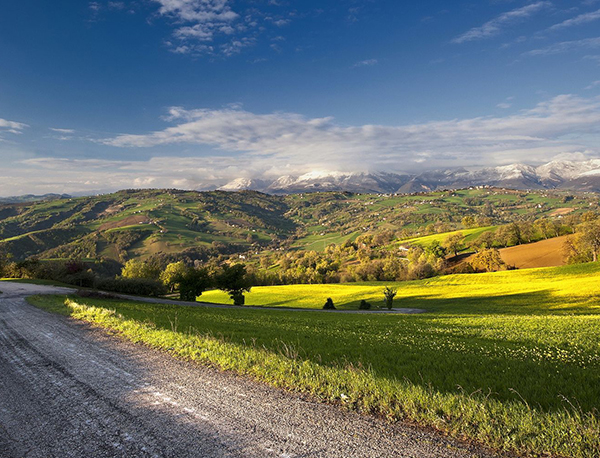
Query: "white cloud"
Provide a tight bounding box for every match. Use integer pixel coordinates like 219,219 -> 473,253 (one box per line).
154,0 -> 239,24
49,128 -> 75,134
453,2 -> 551,44
100,94 -> 600,173
352,59 -> 378,68
0,118 -> 28,134
547,8 -> 600,31
586,80 -> 600,89
152,0 -> 269,56
524,37 -> 600,56
4,156 -> 244,195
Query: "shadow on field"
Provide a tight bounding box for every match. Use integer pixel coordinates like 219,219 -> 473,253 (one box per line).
397,289 -> 591,315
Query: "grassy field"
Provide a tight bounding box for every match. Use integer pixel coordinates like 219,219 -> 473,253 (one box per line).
399,226 -> 496,248
29,262 -> 600,457
200,261 -> 599,311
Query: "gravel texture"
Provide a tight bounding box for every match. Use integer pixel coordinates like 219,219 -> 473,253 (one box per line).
0,282 -> 500,458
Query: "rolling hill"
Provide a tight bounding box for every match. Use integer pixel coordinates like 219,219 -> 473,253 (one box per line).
0,187 -> 596,263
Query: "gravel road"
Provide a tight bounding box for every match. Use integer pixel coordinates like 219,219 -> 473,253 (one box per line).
0,282 -> 500,458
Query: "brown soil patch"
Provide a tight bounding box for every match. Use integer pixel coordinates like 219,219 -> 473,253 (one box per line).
499,235 -> 569,269
549,207 -> 575,217
99,215 -> 150,231
101,205 -> 123,215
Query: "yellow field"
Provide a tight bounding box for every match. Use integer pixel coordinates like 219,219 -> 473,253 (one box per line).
200,262 -> 600,312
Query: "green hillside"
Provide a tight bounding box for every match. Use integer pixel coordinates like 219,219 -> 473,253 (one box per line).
0,187 -> 596,263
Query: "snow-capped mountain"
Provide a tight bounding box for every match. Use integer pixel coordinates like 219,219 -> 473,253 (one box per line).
218,178 -> 269,192
215,159 -> 600,194
266,171 -> 411,194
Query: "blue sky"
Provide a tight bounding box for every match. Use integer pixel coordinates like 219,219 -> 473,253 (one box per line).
1,0 -> 600,194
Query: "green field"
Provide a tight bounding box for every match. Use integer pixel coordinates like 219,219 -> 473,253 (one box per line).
399,226 -> 497,248
29,262 -> 600,457
201,261 -> 600,312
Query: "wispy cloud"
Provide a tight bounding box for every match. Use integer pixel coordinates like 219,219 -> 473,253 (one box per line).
49,127 -> 75,134
547,8 -> 600,31
524,37 -> 600,56
352,59 -> 378,68
453,2 -> 551,44
100,95 -> 600,174
586,80 -> 600,89
584,54 -> 600,64
0,118 -> 28,135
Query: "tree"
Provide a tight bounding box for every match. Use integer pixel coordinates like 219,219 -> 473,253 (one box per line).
518,221 -> 535,243
534,219 -> 558,240
469,249 -> 506,272
383,286 -> 398,310
160,261 -> 187,293
215,264 -> 252,305
495,224 -> 522,247
178,267 -> 211,302
470,231 -> 495,251
425,240 -> 446,259
462,216 -> 476,229
121,259 -> 159,280
576,220 -> 600,262
443,232 -> 465,257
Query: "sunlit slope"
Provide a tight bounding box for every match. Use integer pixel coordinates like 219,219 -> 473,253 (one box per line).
200,262 -> 600,313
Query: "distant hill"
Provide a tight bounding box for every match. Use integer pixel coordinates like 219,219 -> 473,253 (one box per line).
0,193 -> 71,204
0,187 -> 597,263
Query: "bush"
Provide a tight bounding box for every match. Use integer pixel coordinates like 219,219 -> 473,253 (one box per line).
383,286 -> 397,310
323,297 -> 336,310
95,277 -> 167,297
359,299 -> 371,310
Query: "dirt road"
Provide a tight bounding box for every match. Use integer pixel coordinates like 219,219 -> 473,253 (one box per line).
0,282 -> 498,458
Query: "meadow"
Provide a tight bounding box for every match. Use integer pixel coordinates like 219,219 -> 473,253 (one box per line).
29,262 -> 600,458
397,225 -> 497,248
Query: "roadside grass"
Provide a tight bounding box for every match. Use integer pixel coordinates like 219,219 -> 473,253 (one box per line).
28,262 -> 600,458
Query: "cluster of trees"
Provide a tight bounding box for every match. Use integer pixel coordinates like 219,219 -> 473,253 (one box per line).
0,249 -> 253,305
120,259 -> 252,305
564,214 -> 600,263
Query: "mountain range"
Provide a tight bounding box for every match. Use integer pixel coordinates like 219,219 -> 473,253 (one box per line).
218,159 -> 600,194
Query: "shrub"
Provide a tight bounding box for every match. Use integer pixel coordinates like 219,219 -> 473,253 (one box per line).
95,277 -> 167,297
383,286 -> 397,310
323,297 -> 336,310
359,299 -> 371,310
